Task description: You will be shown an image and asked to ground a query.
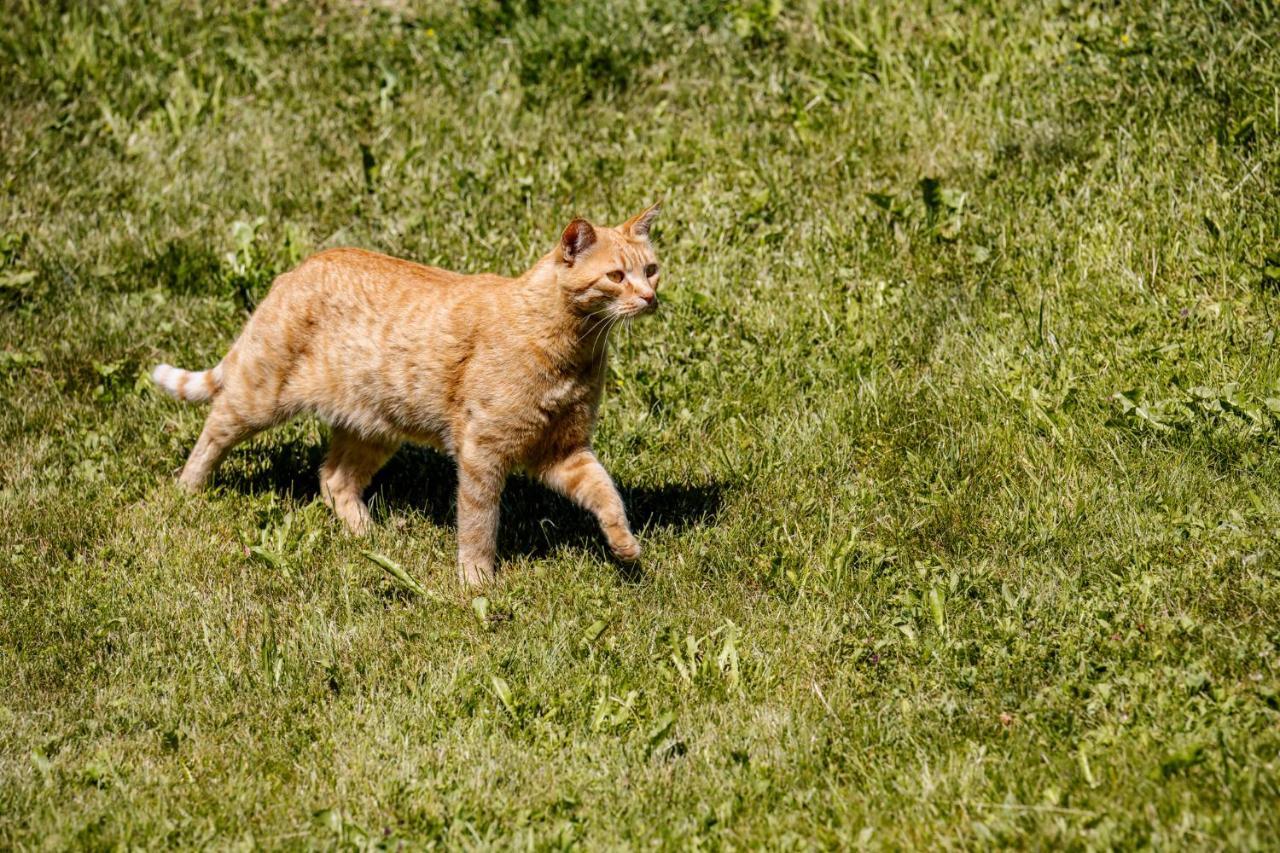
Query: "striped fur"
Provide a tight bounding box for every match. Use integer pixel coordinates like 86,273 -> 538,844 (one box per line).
153,205 -> 662,586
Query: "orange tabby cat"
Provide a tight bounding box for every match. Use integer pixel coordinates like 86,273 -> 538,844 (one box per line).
153,204 -> 662,585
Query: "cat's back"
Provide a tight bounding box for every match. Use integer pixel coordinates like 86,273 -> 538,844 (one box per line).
277,247 -> 519,317
298,247 -> 467,292
252,247 -> 506,333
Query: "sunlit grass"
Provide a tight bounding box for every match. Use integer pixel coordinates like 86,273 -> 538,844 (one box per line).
2,0 -> 1279,846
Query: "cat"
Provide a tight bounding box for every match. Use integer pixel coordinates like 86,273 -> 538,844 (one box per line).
152,204 -> 662,586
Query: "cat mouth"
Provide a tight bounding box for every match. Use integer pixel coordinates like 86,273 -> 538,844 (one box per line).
623,299 -> 658,318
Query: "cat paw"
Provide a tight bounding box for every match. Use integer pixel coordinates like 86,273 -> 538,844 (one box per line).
176,471 -> 205,493
339,508 -> 375,537
345,518 -> 373,537
610,538 -> 642,562
459,561 -> 495,587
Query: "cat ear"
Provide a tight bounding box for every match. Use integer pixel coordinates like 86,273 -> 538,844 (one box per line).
560,218 -> 597,265
621,202 -> 661,240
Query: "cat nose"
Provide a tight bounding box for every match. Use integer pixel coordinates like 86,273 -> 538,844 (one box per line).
635,285 -> 656,305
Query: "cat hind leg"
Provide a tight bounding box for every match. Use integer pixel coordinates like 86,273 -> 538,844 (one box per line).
320,427 -> 398,535
178,397 -> 265,491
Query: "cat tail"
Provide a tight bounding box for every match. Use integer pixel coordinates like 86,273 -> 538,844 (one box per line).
151,361 -> 224,403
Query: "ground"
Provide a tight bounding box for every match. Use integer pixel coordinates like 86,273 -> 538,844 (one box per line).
2,0 -> 1279,847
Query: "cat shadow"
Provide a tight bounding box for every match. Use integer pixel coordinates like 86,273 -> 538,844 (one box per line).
223,441 -> 725,577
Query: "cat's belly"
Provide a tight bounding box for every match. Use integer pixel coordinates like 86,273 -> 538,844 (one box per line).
398,422 -> 454,456
307,393 -> 456,455
378,406 -> 456,455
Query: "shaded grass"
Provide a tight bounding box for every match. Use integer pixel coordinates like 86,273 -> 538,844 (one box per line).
2,0 -> 1280,847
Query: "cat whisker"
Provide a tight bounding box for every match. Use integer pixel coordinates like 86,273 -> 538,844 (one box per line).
592,315 -> 621,363
577,312 -> 615,365
580,313 -> 612,345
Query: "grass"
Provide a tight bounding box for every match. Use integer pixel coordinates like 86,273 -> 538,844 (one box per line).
2,0 -> 1280,846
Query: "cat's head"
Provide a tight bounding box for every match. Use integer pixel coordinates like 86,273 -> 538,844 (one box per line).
555,203 -> 662,319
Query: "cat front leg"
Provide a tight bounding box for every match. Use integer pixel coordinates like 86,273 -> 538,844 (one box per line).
537,448 -> 640,562
456,449 -> 506,586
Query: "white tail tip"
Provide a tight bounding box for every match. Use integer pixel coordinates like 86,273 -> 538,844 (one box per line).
151,362 -> 217,402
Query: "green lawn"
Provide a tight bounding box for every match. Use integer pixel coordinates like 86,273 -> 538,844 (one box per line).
3,0 -> 1280,847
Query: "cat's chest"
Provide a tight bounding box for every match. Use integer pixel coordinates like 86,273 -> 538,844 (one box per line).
536,377 -> 591,416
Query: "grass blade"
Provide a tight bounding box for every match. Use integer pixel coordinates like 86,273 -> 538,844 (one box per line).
361,551 -> 441,601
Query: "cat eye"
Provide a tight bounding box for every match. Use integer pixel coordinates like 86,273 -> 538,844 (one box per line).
606,270 -> 625,283
645,263 -> 659,278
